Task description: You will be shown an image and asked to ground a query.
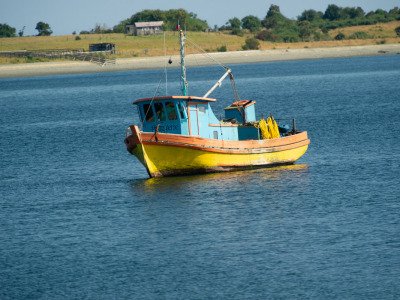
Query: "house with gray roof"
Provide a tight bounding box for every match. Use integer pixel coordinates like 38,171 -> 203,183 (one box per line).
126,21 -> 164,36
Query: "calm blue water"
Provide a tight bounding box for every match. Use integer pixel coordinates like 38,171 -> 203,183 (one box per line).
1,55 -> 399,299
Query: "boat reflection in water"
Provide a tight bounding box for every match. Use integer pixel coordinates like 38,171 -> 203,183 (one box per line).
130,164 -> 310,195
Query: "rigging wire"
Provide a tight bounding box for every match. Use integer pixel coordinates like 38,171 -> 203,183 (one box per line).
185,37 -> 229,71
144,79 -> 163,120
186,37 -> 241,100
229,73 -> 240,101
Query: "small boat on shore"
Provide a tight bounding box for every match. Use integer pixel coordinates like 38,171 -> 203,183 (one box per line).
125,30 -> 310,178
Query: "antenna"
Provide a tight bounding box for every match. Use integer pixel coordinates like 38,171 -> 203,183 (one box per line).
163,32 -> 168,95
178,25 -> 188,96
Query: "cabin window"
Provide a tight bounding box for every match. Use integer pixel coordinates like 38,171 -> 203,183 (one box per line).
178,102 -> 187,119
154,102 -> 166,121
165,101 -> 178,120
213,131 -> 218,139
199,105 -> 206,113
143,103 -> 155,122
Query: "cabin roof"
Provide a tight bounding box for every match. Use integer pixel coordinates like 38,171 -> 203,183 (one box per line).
225,100 -> 255,109
133,95 -> 216,104
134,21 -> 164,28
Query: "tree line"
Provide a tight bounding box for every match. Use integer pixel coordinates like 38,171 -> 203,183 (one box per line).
113,9 -> 208,33
225,4 -> 400,42
0,21 -> 52,37
1,4 -> 399,40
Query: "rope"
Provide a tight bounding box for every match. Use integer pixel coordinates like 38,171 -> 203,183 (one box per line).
229,73 -> 240,101
186,37 -> 243,102
144,79 -> 163,120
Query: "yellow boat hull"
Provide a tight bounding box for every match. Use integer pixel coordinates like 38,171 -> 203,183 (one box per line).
134,143 -> 308,177
126,126 -> 310,178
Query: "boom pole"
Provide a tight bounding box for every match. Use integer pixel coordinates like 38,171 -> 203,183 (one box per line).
203,68 -> 232,98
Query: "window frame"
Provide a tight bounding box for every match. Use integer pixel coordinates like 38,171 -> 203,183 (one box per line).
165,101 -> 178,121
154,102 -> 166,122
177,101 -> 187,120
142,103 -> 155,123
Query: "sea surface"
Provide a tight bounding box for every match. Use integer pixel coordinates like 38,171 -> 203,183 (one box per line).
1,55 -> 399,299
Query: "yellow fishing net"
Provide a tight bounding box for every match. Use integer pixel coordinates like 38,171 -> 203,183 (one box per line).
259,119 -> 270,139
258,115 -> 280,139
268,116 -> 280,138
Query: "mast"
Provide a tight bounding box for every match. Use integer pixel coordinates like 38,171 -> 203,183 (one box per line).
179,29 -> 188,96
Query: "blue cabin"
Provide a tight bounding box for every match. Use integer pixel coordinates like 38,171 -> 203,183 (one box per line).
133,96 -> 260,141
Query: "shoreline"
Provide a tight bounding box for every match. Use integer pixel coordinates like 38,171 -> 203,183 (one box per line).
0,43 -> 399,78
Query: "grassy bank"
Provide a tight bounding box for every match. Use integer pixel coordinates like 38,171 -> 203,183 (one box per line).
0,21 -> 399,64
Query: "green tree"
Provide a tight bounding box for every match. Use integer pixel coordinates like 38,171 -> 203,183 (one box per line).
261,4 -> 300,42
118,9 -> 209,32
262,4 -> 288,29
130,9 -> 164,23
266,4 -> 281,18
341,7 -> 365,19
298,9 -> 323,22
229,17 -> 242,29
323,4 -> 342,20
389,7 -> 399,16
298,21 -> 314,40
364,9 -> 389,23
0,23 -> 16,37
18,26 -> 25,37
241,15 -> 261,32
228,17 -> 243,35
374,9 -> 387,16
113,19 -> 130,33
35,21 -> 52,36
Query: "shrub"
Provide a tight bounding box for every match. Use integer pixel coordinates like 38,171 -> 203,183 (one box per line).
26,56 -> 46,63
75,35 -> 81,40
348,31 -> 370,39
314,30 -> 332,41
217,45 -> 227,52
395,26 -> 400,37
335,32 -> 346,40
242,37 -> 260,50
231,28 -> 244,36
257,29 -> 278,42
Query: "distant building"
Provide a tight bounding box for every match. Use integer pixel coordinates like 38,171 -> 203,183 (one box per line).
89,43 -> 116,53
126,21 -> 164,36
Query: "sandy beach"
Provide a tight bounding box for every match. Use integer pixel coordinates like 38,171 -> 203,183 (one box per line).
0,43 -> 399,78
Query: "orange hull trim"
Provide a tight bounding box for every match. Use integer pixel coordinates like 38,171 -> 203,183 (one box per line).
126,125 -> 310,154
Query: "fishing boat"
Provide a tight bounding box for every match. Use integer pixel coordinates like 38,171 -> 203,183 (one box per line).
125,30 -> 310,178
